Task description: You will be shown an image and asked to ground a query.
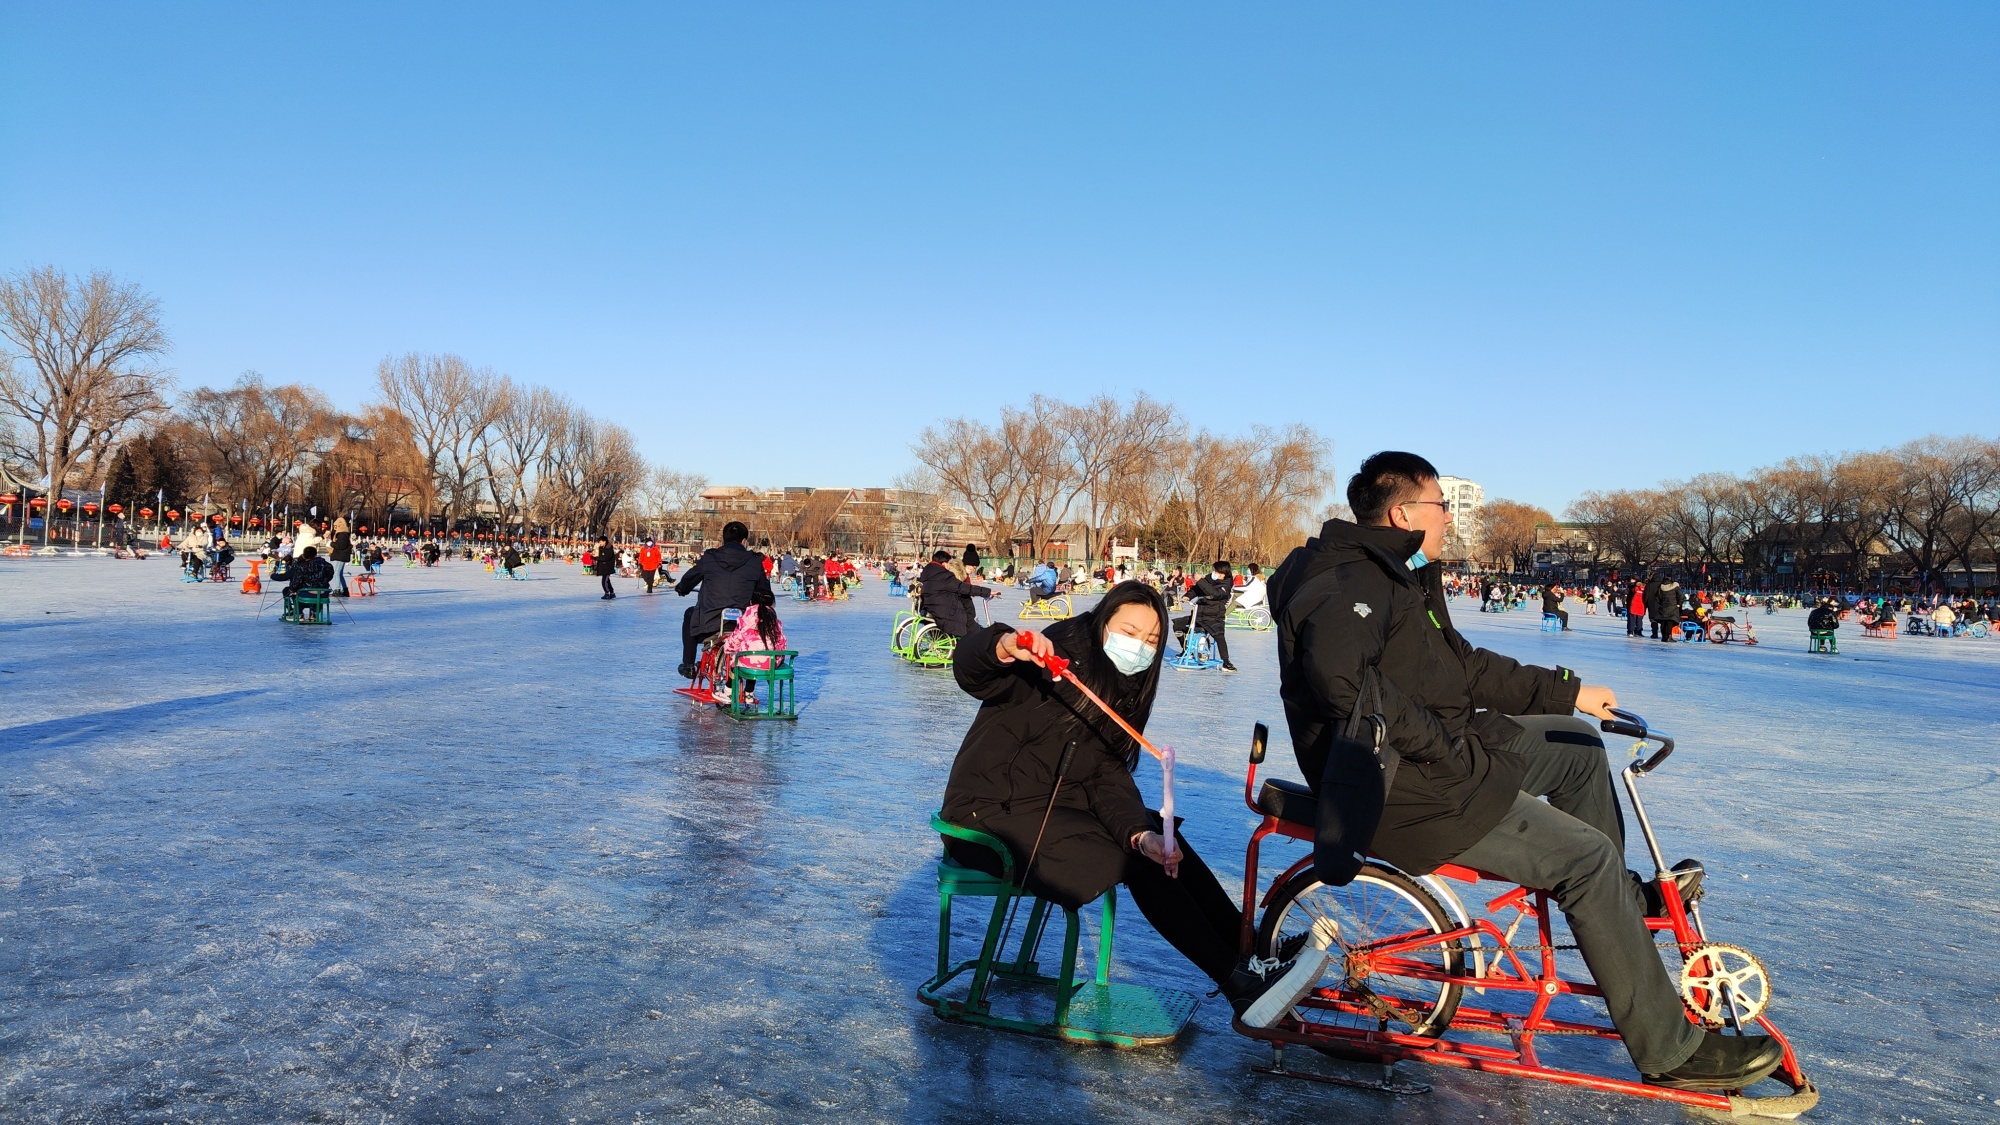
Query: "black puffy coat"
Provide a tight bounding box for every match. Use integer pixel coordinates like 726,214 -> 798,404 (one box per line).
591,545 -> 617,577
1190,574 -> 1233,629
287,555 -> 334,592
1648,579 -> 1681,623
331,531 -> 353,563
919,562 -> 991,637
940,620 -> 1158,906
1269,519 -> 1582,875
674,541 -> 772,635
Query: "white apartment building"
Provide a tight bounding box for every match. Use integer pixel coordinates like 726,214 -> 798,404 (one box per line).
1437,475 -> 1484,550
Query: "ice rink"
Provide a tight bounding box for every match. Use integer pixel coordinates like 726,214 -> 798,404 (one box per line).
1,554 -> 1995,1123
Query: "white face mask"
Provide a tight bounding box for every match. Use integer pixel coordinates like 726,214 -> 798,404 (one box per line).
1102,631 -> 1157,675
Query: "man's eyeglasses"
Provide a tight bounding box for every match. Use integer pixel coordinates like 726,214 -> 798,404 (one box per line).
1399,500 -> 1450,512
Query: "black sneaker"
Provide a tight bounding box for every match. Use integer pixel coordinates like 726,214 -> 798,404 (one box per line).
1639,859 -> 1706,918
1644,1031 -> 1785,1091
677,664 -> 695,680
1222,663 -> 1239,672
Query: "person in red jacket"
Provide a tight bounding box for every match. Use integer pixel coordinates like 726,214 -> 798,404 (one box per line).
638,539 -> 664,593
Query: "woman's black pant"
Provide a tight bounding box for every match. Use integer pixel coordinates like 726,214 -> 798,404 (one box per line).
600,574 -> 615,596
945,808 -> 1242,986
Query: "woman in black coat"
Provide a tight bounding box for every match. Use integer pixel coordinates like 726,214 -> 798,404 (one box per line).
939,581 -> 1311,1017
592,536 -> 617,599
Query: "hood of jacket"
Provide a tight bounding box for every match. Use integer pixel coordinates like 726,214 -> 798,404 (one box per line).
704,542 -> 757,571
1268,519 -> 1426,612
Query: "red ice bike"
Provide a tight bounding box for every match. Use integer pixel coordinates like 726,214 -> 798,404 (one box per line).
1233,710 -> 1818,1119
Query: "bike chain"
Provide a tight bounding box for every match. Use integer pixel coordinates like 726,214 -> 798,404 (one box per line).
1330,939 -> 1713,1034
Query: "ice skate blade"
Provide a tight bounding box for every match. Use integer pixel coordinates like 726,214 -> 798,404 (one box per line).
1252,1059 -> 1430,1096
1714,1081 -> 1818,1120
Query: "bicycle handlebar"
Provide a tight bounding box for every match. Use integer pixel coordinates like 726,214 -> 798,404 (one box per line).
1601,706 -> 1675,774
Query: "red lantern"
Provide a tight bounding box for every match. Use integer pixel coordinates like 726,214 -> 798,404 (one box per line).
0,492 -> 17,505
30,496 -> 47,509
140,506 -> 154,518
248,516 -> 261,527
83,501 -> 99,515
231,513 -> 242,524
166,508 -> 179,520
108,503 -> 123,515
56,498 -> 72,513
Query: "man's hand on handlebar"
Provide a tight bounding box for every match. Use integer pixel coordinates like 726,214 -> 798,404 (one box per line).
997,628 -> 1055,667
1574,685 -> 1620,721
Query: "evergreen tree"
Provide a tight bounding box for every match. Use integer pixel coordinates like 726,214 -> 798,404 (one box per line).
105,444 -> 139,510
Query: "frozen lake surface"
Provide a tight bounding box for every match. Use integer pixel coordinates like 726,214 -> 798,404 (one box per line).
1,556 -> 1995,1123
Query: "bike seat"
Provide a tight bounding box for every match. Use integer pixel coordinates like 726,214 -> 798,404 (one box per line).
1257,778 -> 1316,827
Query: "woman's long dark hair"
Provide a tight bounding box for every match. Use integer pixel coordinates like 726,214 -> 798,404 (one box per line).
753,587 -> 782,648
1041,580 -> 1168,770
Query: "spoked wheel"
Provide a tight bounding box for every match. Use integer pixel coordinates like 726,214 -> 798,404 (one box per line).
910,622 -> 955,665
892,614 -> 924,655
1256,863 -> 1465,1039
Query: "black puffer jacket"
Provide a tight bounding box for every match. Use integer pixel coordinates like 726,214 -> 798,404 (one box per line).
1648,578 -> 1682,624
940,623 -> 1155,865
674,541 -> 772,635
919,562 -> 991,637
1269,519 -> 1582,875
1190,573 -> 1233,628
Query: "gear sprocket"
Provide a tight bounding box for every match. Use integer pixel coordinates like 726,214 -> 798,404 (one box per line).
1679,942 -> 1770,1027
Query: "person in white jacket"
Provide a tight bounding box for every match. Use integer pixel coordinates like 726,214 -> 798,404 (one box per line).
1230,563 -> 1269,612
292,520 -> 323,559
178,524 -> 211,577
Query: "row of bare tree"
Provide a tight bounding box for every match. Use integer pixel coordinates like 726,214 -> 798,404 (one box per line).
909,394 -> 1333,564
129,356 -> 703,537
1470,437 -> 2000,589
0,267 -> 705,537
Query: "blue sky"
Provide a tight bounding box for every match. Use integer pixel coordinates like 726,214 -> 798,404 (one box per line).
2,3 -> 1994,512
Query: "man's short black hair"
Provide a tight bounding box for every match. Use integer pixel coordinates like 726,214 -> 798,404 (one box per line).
1348,451 -> 1441,524
300,546 -> 317,559
931,549 -> 952,562
1213,559 -> 1231,574
722,521 -> 749,543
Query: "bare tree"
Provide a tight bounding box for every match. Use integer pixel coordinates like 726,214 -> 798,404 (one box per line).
890,468 -> 953,556
1056,392 -> 1182,561
374,353 -> 502,528
1241,423 -> 1332,563
1482,498 -> 1558,571
1565,491 -> 1663,573
912,418 -> 1021,557
0,267 -> 171,517
1004,397 -> 1076,560
178,373 -> 340,507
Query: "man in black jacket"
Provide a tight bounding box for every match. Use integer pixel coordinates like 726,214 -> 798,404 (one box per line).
919,550 -> 992,637
674,521 -> 772,677
1269,451 -> 1780,1093
1176,561 -> 1238,670
1649,574 -> 1683,641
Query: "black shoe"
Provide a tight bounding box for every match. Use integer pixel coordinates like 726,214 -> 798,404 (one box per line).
677,664 -> 695,680
1644,1031 -> 1785,1091
1639,859 -> 1706,918
1222,663 -> 1239,672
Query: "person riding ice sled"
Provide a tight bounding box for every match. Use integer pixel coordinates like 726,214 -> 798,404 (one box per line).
1267,451 -> 1784,1093
938,581 -> 1331,1027
674,521 -> 772,679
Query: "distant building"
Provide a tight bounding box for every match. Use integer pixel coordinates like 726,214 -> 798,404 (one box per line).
1436,475 -> 1484,555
